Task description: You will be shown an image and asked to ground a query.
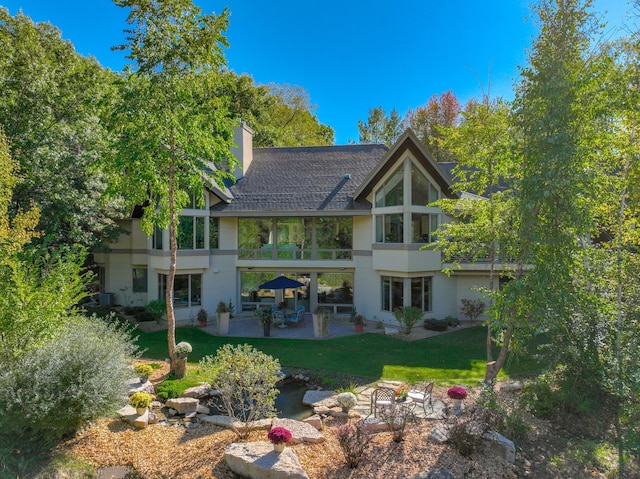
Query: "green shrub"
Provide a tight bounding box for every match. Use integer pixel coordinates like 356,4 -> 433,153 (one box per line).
155,374 -> 201,400
335,382 -> 359,394
134,363 -> 154,378
393,306 -> 424,334
0,315 -> 139,438
444,315 -> 460,327
145,300 -> 166,320
200,344 -> 281,438
446,406 -> 490,456
133,311 -> 156,322
424,318 -> 448,331
129,392 -> 153,409
476,384 -> 530,441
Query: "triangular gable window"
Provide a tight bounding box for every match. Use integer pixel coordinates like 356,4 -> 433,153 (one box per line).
411,164 -> 438,206
375,164 -> 404,207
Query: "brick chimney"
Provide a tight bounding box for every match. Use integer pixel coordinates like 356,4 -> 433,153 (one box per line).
231,122 -> 253,181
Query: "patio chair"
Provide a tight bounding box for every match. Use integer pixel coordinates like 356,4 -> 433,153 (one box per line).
407,381 -> 434,415
370,386 -> 397,418
287,306 -> 305,328
287,308 -> 304,327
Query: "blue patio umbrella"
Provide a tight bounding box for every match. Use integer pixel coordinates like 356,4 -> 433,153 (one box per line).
259,275 -> 305,290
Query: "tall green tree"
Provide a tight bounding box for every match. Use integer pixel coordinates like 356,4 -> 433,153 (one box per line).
107,0 -> 236,377
356,106 -> 403,146
0,129 -> 88,367
512,0 -> 601,381
435,97 -> 522,384
0,8 -> 120,249
216,72 -> 334,147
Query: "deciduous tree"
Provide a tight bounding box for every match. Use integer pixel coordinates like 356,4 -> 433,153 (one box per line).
107,0 -> 237,377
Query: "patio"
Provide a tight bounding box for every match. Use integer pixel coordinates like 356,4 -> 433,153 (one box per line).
201,313 -> 361,340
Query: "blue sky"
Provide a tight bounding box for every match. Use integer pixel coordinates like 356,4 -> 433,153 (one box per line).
0,0 -> 631,144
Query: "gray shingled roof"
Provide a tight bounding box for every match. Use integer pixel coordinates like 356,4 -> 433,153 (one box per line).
212,144 -> 389,213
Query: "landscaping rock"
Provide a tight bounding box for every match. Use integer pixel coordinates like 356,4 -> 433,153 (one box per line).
303,414 -> 322,430
196,403 -> 210,415
428,425 -> 450,444
117,405 -> 148,429
413,470 -> 454,479
165,397 -> 199,414
200,415 -> 272,431
127,378 -> 155,395
132,410 -> 148,429
385,327 -> 400,335
97,466 -> 131,479
361,416 -> 390,433
225,441 -> 309,479
482,430 -> 516,464
271,418 -> 325,444
302,390 -> 335,408
182,383 -> 212,399
499,381 -> 524,393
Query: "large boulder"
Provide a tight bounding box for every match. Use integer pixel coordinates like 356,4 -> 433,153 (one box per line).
482,430 -> 516,464
225,441 -> 309,479
302,390 -> 335,408
271,418 -> 325,444
182,383 -> 212,399
165,397 -> 199,414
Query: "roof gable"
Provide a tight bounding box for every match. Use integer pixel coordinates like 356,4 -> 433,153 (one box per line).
353,129 -> 456,201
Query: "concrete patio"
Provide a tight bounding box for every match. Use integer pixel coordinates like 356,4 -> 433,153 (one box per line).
200,313 -> 363,340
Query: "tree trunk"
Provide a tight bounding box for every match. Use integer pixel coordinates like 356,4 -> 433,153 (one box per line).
167,151 -> 179,377
484,327 -> 513,386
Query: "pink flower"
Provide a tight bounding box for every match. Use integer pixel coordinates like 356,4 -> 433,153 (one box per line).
268,426 -> 292,445
447,386 -> 467,400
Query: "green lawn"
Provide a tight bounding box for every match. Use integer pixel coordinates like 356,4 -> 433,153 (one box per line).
136,325 -> 542,385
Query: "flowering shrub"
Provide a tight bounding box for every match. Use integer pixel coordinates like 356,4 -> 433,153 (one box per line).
336,392 -> 357,410
268,426 -> 292,445
447,386 -> 468,400
175,341 -> 192,356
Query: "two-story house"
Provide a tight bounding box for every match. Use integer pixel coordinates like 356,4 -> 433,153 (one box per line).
93,125 -> 492,327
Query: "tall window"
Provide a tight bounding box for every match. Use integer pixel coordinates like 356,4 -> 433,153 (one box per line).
375,165 -> 404,207
277,218 -> 312,259
316,217 -> 352,259
381,276 -> 404,312
177,216 -> 205,250
382,276 -> 432,312
209,217 -> 219,249
411,213 -> 439,243
411,165 -> 439,205
159,273 -> 202,307
153,224 -> 163,250
238,217 -> 352,260
376,214 -> 403,243
411,277 -> 432,311
374,160 -> 441,244
318,272 -> 354,314
132,268 -> 148,293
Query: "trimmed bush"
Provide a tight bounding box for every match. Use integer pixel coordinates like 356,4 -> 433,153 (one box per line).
200,344 -> 281,439
393,306 -> 424,334
424,318 -> 448,331
0,315 -> 139,438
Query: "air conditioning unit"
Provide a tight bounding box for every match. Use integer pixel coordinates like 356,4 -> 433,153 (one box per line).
99,293 -> 114,307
